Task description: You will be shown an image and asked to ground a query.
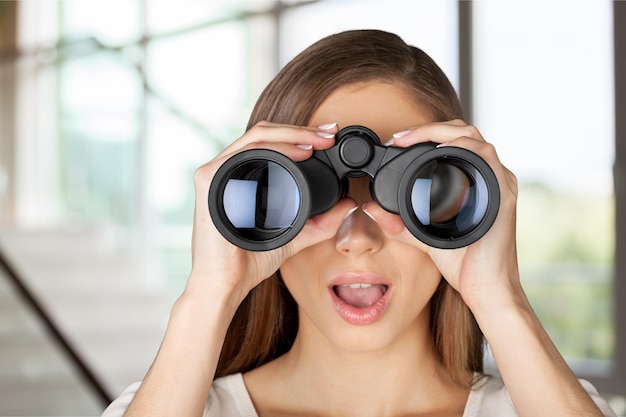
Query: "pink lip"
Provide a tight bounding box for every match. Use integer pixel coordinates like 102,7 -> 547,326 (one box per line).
328,273 -> 392,325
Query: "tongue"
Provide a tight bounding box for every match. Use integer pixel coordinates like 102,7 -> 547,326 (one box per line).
334,285 -> 386,308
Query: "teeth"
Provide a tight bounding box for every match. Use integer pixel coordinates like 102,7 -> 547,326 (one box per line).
344,283 -> 372,289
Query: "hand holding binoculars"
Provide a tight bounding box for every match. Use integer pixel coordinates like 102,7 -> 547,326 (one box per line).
208,125 -> 500,251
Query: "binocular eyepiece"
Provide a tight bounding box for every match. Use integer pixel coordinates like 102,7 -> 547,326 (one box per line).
208,125 -> 500,251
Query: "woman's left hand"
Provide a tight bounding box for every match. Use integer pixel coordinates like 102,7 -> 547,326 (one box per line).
362,119 -> 521,313
368,121 -> 611,417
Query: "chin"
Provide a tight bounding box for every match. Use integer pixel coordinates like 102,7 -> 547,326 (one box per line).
326,317 -> 411,354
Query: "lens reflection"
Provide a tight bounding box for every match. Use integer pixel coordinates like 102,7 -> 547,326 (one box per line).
411,160 -> 489,238
223,161 -> 300,237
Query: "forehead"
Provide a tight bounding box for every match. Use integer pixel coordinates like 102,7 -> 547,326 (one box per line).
308,81 -> 433,142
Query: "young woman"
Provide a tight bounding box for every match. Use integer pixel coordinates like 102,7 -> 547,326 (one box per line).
102,30 -> 616,417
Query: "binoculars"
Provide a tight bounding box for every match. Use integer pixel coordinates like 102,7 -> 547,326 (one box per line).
208,125 -> 500,251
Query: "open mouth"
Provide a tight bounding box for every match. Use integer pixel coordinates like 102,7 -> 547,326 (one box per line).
332,283 -> 389,309
328,272 -> 393,325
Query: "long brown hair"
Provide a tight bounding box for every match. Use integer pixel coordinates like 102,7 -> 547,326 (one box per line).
215,29 -> 483,387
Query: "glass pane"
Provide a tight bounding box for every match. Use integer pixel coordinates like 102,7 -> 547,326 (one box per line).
145,18 -> 275,286
473,0 -> 615,372
147,0 -> 275,34
58,52 -> 142,225
59,0 -> 141,45
146,22 -> 250,144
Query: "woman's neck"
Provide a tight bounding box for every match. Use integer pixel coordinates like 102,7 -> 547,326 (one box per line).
244,313 -> 470,417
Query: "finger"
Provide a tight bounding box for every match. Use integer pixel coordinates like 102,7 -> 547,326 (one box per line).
229,140 -> 326,162
362,202 -> 405,235
284,198 -> 358,258
438,135 -> 496,159
220,121 -> 338,156
361,201 -> 431,252
388,120 -> 485,147
503,166 -> 519,198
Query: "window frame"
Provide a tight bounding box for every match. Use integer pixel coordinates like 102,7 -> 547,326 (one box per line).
593,0 -> 626,396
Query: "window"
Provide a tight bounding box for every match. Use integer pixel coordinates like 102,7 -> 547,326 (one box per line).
473,0 -> 617,384
1,1 -> 623,414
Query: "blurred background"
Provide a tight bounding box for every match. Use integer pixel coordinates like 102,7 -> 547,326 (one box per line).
0,0 -> 624,415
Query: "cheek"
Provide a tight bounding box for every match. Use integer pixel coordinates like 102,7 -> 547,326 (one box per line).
414,283 -> 442,307
412,272 -> 443,312
280,237 -> 334,277
279,251 -> 323,299
396,251 -> 442,305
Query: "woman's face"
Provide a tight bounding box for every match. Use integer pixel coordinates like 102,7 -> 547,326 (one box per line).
279,81 -> 443,353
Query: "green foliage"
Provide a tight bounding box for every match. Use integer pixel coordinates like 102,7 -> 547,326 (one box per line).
522,263 -> 613,360
516,182 -> 614,264
516,182 -> 615,361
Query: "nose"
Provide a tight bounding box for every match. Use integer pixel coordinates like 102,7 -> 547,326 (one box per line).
334,178 -> 384,256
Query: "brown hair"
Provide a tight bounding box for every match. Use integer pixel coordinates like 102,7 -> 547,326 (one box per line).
215,29 -> 483,387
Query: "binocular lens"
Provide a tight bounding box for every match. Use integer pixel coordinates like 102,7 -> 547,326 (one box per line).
221,160 -> 301,241
209,125 -> 499,251
410,159 -> 489,240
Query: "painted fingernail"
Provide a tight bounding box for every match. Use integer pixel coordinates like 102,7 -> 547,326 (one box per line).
361,204 -> 378,223
297,144 -> 313,150
436,142 -> 450,148
316,131 -> 335,139
392,129 -> 412,139
318,122 -> 338,131
343,206 -> 358,219
383,138 -> 394,147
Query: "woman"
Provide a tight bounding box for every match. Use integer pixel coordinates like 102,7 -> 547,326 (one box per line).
102,30 -> 616,417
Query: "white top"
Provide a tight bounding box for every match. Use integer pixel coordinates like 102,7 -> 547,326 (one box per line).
101,373 -> 617,417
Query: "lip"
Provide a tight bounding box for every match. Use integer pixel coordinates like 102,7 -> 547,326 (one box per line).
328,272 -> 392,325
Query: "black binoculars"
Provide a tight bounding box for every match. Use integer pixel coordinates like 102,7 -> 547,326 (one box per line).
208,125 -> 500,251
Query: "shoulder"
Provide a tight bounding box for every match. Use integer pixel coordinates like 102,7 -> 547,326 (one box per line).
465,374 -> 616,417
101,381 -> 142,417
208,373 -> 258,417
100,374 -> 258,417
464,374 -> 515,416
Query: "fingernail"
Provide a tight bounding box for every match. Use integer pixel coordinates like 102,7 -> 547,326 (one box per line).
297,144 -> 313,150
343,206 -> 358,220
361,204 -> 378,223
436,142 -> 450,148
318,122 -> 338,131
316,131 -> 335,139
392,129 -> 412,139
383,138 -> 394,147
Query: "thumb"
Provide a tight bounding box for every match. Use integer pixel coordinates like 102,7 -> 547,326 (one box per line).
361,201 -> 432,253
285,198 -> 358,256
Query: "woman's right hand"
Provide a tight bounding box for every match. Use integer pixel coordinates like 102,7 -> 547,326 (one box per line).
186,121 -> 357,304
119,122 -> 353,417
